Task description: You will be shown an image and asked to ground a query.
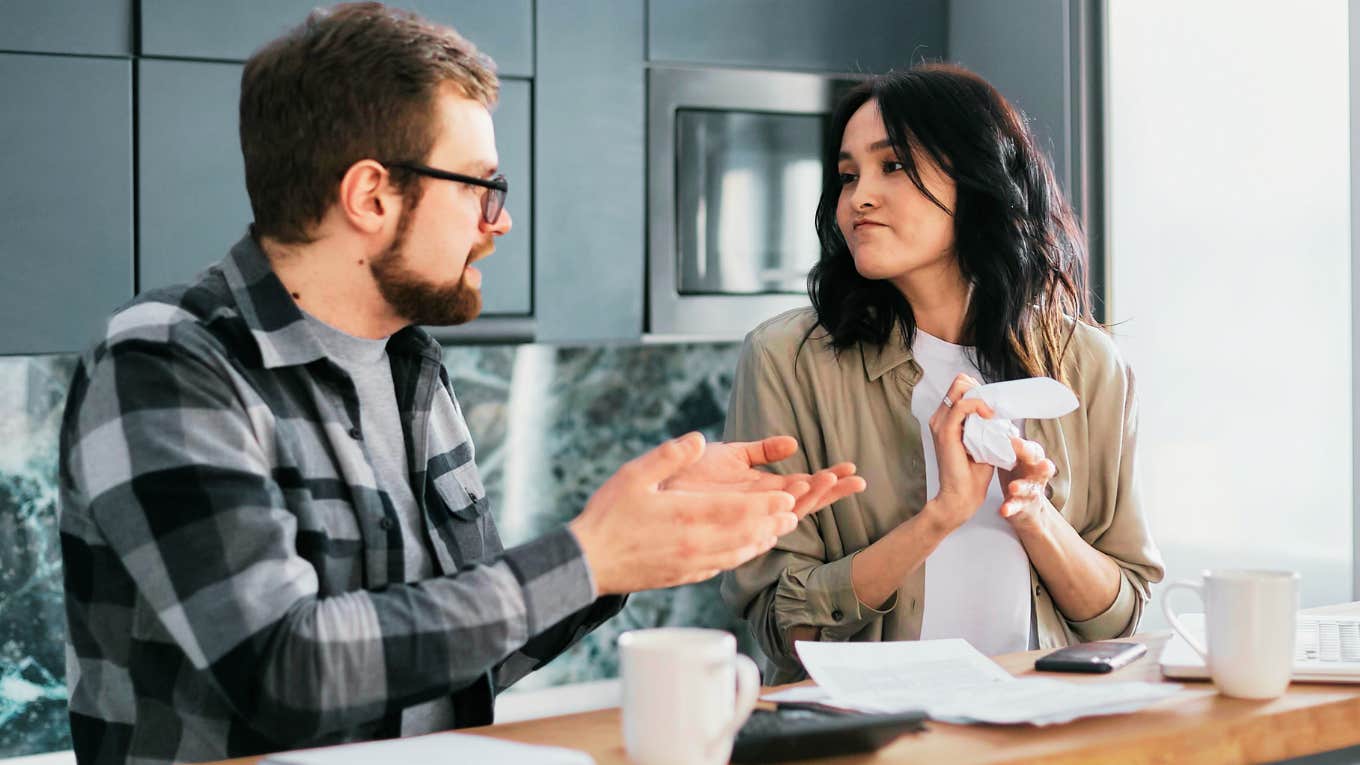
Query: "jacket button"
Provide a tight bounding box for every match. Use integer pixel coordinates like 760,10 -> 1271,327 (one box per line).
1035,585 -> 1043,598
348,427 -> 362,440
831,609 -> 844,622
379,517 -> 394,531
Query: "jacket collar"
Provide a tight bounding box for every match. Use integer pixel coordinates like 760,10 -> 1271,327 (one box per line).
861,319 -> 918,382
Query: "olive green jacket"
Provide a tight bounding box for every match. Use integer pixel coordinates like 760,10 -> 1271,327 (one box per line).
720,308 -> 1165,684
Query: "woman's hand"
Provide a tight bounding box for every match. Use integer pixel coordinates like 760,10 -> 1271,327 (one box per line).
924,373 -> 996,532
998,435 -> 1057,532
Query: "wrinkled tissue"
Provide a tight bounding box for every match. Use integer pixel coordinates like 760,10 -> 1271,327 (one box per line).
960,378 -> 1078,470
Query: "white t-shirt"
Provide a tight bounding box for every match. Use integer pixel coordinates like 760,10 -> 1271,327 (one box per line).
909,329 -> 1034,655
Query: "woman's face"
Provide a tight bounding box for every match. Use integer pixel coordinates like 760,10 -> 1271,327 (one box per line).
835,100 -> 957,283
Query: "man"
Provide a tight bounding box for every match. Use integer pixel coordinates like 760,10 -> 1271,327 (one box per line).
58,4 -> 864,764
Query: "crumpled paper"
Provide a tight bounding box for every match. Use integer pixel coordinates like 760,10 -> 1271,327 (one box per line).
960,378 -> 1078,470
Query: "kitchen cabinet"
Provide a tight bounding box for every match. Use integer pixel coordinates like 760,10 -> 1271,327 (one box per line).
0,54 -> 133,354
139,0 -> 533,76
0,0 -> 133,56
137,59 -> 250,293
648,0 -> 947,74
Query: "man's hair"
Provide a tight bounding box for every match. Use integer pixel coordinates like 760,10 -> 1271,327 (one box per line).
239,2 -> 498,243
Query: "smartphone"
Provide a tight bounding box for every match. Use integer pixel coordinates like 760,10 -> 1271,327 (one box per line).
1034,641 -> 1148,673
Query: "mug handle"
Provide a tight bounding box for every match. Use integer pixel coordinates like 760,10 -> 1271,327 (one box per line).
707,653 -> 760,760
1161,579 -> 1209,660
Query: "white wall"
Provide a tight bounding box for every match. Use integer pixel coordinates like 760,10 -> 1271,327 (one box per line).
1106,0 -> 1353,630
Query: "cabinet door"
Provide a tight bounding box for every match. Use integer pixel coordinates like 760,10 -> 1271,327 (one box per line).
137,60 -> 250,293
948,0 -> 1073,194
648,0 -> 947,73
0,54 -> 133,355
0,0 -> 133,56
480,79 -> 531,315
140,0 -> 532,76
534,0 -> 645,341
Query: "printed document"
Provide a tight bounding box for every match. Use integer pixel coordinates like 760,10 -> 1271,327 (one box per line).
789,639 -> 1180,725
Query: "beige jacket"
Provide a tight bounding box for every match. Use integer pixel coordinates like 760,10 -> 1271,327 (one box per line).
720,308 -> 1165,683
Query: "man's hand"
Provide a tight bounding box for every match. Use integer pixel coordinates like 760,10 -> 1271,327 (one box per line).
660,435 -> 866,519
569,433 -> 847,596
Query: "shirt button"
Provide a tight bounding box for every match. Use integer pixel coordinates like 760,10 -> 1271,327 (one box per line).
348,427 -> 362,440
379,517 -> 394,531
831,609 -> 844,622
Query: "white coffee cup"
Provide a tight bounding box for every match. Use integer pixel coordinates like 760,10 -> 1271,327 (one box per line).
618,628 -> 759,765
1161,569 -> 1300,699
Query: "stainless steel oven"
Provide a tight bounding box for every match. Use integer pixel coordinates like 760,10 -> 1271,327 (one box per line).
647,66 -> 860,338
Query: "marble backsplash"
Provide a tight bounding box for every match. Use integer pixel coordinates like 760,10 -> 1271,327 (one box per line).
0,340 -> 747,758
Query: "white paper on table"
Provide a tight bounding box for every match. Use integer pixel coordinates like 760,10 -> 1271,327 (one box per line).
760,685 -> 837,705
794,639 -> 1182,726
961,378 -> 1078,470
262,732 -> 595,765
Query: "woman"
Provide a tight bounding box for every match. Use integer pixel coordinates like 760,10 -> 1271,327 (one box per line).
721,63 -> 1164,683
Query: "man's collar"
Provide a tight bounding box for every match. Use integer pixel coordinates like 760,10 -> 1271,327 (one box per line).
220,231 -> 442,369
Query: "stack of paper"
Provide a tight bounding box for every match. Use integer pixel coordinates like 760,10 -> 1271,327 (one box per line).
262,732 -> 594,765
772,639 -> 1180,726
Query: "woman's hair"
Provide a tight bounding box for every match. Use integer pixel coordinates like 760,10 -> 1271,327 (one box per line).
807,63 -> 1097,383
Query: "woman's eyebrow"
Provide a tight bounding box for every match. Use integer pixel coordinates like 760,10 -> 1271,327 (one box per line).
838,139 -> 895,160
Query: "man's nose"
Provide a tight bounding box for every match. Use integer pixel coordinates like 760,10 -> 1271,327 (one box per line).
485,207 -> 512,236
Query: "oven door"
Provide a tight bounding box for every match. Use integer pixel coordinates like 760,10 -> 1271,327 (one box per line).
647,66 -> 859,338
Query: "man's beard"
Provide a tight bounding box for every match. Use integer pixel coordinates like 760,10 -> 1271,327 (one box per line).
369,208 -> 485,327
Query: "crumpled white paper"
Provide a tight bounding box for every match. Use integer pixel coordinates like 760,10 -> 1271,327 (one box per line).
960,378 -> 1078,470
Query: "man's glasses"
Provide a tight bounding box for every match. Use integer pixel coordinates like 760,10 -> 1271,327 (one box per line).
384,162 -> 508,224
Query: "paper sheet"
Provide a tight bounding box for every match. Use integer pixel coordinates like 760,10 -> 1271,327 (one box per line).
795,639 -> 1181,726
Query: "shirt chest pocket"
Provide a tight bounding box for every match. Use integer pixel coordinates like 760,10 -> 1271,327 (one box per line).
429,464 -> 495,564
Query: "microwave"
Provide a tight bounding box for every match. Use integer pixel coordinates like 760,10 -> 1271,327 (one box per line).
646,66 -> 861,338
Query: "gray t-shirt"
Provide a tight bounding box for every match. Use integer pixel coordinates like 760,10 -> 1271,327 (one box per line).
303,311 -> 453,735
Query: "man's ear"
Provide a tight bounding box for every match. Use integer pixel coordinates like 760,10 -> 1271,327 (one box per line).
337,159 -> 399,234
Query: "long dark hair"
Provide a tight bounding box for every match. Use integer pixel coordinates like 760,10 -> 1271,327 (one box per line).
808,63 -> 1096,383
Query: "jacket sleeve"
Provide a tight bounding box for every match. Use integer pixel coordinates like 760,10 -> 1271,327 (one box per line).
1063,349 -> 1166,642
719,334 -> 895,681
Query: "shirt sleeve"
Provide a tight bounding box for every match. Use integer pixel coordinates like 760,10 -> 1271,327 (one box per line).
1062,352 -> 1165,642
718,334 -> 894,681
62,339 -> 600,742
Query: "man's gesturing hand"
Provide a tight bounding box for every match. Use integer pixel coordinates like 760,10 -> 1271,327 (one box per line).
660,435 -> 866,519
568,432 -> 805,595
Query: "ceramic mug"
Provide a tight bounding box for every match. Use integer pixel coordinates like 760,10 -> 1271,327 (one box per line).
1162,569 -> 1300,699
618,628 -> 759,765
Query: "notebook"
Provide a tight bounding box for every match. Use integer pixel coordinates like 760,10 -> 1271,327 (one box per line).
1159,613 -> 1360,683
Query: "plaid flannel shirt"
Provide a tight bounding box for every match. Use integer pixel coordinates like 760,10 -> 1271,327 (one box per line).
59,233 -> 623,765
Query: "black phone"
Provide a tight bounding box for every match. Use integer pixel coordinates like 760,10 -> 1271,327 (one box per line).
1034,640 -> 1148,673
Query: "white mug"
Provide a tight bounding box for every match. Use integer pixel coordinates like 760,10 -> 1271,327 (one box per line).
1161,569 -> 1300,699
618,628 -> 759,765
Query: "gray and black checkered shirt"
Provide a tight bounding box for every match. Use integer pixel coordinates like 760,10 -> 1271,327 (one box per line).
59,233 -> 623,765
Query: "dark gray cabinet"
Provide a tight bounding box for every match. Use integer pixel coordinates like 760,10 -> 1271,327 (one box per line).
479,79 -> 531,315
648,0 -> 947,73
948,0 -> 1075,196
0,0 -> 133,56
534,0 -> 646,342
137,59 -> 250,293
140,0 -> 533,76
0,54 -> 133,354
